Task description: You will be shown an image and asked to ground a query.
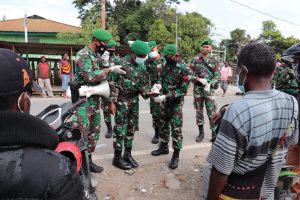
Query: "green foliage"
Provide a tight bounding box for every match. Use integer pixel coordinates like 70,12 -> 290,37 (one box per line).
220,28 -> 251,62
258,20 -> 299,56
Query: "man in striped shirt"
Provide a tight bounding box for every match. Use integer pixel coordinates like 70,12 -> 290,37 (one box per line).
201,43 -> 299,199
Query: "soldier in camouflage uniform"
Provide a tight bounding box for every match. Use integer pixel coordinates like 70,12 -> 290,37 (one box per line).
272,60 -> 299,97
190,38 -> 220,143
73,29 -> 125,173
151,44 -> 191,170
146,41 -> 165,144
100,39 -> 117,139
110,40 -> 158,170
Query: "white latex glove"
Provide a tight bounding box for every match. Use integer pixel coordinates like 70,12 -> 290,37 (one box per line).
110,65 -> 126,75
151,83 -> 162,94
196,78 -> 208,86
204,83 -> 210,92
101,51 -> 110,66
154,95 -> 166,103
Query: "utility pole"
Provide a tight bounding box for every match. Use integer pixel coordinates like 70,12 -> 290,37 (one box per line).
101,0 -> 106,29
175,5 -> 178,48
24,13 -> 28,43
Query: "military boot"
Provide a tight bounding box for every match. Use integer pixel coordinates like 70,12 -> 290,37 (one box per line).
89,155 -> 104,173
195,125 -> 204,143
105,122 -> 113,138
151,142 -> 169,156
151,127 -> 159,144
123,147 -> 139,168
169,149 -> 179,169
112,150 -> 132,170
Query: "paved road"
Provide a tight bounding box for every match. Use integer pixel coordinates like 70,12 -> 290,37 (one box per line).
31,95 -> 241,159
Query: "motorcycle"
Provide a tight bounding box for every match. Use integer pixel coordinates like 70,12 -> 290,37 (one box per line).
36,98 -> 98,200
275,165 -> 299,200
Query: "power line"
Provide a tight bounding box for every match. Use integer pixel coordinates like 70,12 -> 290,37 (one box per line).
230,0 -> 300,27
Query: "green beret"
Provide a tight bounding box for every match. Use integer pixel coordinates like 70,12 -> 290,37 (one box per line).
92,28 -> 112,42
200,38 -> 213,46
131,40 -> 151,56
107,39 -> 117,48
163,44 -> 177,57
148,41 -> 157,49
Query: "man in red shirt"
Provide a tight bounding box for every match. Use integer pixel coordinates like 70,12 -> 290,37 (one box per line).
37,56 -> 53,97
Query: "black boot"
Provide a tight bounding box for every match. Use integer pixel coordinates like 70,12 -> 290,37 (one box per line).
112,150 -> 132,170
151,127 -> 159,144
151,142 -> 169,156
196,125 -> 204,143
169,149 -> 179,170
123,148 -> 139,168
89,155 -> 104,173
105,122 -> 113,138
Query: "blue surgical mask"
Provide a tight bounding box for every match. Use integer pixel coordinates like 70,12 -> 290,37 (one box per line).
135,57 -> 145,65
149,51 -> 158,59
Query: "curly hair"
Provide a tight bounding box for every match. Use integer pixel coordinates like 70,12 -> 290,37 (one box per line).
238,43 -> 276,77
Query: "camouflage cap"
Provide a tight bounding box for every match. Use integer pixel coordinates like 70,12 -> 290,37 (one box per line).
200,38 -> 213,46
107,39 -> 117,48
131,40 -> 151,56
163,44 -> 177,57
92,28 -> 112,42
148,41 -> 157,49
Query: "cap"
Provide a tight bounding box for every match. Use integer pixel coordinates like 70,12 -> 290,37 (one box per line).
0,48 -> 43,96
131,40 -> 151,56
107,39 -> 117,48
92,28 -> 112,42
200,38 -> 213,46
163,44 -> 177,57
148,41 -> 157,49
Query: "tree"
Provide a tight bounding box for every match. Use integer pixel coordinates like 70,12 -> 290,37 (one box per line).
220,28 -> 250,62
176,12 -> 212,61
148,19 -> 174,48
258,20 -> 299,56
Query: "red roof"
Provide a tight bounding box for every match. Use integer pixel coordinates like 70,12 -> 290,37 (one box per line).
0,15 -> 81,33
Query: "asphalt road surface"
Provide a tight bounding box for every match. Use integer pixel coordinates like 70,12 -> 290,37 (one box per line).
31,95 -> 241,159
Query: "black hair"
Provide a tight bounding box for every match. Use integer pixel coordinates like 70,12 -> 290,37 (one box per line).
238,43 -> 276,77
0,94 -> 18,111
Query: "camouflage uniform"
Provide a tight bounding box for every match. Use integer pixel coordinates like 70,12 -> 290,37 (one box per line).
99,55 -> 122,126
111,54 -> 151,150
190,54 -> 220,134
158,61 -> 191,150
272,64 -> 299,96
145,55 -> 165,129
73,46 -> 113,154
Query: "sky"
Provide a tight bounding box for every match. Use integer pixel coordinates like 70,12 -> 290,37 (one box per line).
0,0 -> 299,43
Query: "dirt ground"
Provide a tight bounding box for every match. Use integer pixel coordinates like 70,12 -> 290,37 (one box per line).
95,147 -> 209,200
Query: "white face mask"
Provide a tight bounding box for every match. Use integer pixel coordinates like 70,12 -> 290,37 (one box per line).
18,92 -> 31,113
149,51 -> 158,59
135,57 -> 145,65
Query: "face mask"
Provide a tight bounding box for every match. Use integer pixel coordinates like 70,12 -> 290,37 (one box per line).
96,42 -> 107,55
135,57 -> 145,65
236,65 -> 249,93
149,51 -> 158,59
292,63 -> 300,81
18,92 -> 31,113
166,58 -> 177,66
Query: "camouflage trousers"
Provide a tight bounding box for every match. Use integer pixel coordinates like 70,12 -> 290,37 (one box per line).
159,99 -> 184,150
113,96 -> 139,150
194,91 -> 217,132
101,98 -> 112,125
133,97 -> 139,131
73,96 -> 101,154
150,98 -> 161,129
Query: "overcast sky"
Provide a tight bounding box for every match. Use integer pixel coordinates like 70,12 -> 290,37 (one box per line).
1,0 -> 299,43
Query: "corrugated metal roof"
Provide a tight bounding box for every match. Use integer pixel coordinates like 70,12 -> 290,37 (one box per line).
0,15 -> 81,33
